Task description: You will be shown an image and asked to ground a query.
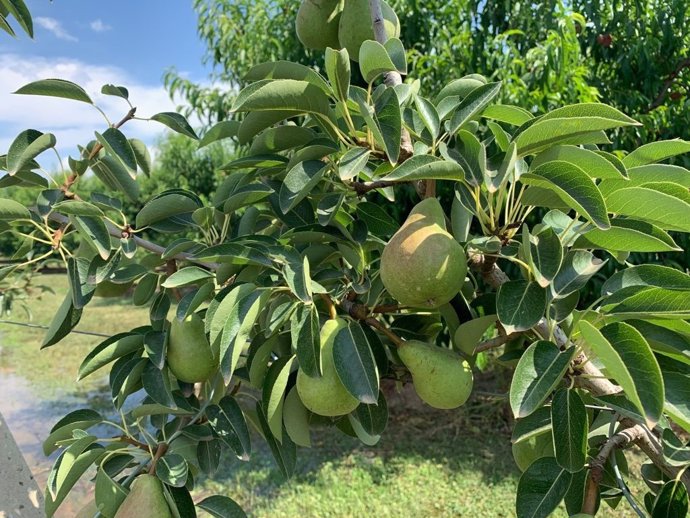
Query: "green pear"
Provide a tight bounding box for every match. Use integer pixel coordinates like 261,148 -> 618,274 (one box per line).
296,318 -> 359,416
511,431 -> 555,471
338,0 -> 400,61
398,340 -> 473,409
74,501 -> 98,518
296,0 -> 343,50
114,474 -> 172,518
380,198 -> 467,309
167,313 -> 219,383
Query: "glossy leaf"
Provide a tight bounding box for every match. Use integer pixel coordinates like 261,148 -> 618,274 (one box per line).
15,78 -> 92,104
197,495 -> 247,518
325,47 -> 350,102
150,112 -> 198,139
207,396 -> 251,460
7,129 -> 56,174
359,40 -> 397,83
551,389 -> 587,473
623,139 -> 690,168
510,341 -> 575,418
291,303 -> 320,377
381,155 -> 465,182
333,321 -> 379,404
279,160 -> 328,214
497,280 -> 547,333
516,457 -> 573,518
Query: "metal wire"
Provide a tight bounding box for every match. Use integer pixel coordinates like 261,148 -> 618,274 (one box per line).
0,319 -> 110,338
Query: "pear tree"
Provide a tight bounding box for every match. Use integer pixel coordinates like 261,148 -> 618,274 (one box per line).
2,1 -> 690,517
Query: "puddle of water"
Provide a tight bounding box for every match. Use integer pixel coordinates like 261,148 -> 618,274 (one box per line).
0,371 -> 100,517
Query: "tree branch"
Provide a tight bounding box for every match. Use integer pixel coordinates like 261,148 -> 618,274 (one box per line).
647,57 -> 690,112
475,331 -> 523,353
352,179 -> 406,196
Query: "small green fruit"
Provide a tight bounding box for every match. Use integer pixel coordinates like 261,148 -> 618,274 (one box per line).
114,474 -> 172,518
338,0 -> 400,61
398,340 -> 473,409
296,0 -> 343,50
296,318 -> 359,416
167,313 -> 218,383
511,431 -> 555,472
380,198 -> 467,308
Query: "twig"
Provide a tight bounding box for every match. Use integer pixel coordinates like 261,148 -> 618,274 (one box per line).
365,317 -> 404,347
475,331 -> 522,353
319,293 -> 337,320
647,57 -> 690,112
117,435 -> 151,452
352,179 -> 405,196
371,303 -> 406,314
147,442 -> 169,475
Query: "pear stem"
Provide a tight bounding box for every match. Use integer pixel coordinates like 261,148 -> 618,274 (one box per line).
365,317 -> 405,347
319,293 -> 338,319
147,442 -> 169,475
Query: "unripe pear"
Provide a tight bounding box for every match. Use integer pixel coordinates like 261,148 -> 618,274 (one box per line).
296,0 -> 343,50
511,431 -> 555,472
398,340 -> 473,409
338,0 -> 400,61
167,313 -> 219,383
114,474 -> 172,518
380,198 -> 467,308
296,318 -> 359,416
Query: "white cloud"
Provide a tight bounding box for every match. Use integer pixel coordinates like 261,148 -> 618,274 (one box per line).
89,19 -> 111,32
0,54 -> 184,171
35,17 -> 78,42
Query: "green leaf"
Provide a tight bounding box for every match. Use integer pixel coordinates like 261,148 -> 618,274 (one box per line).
550,389 -> 587,473
244,60 -> 331,94
356,202 -> 398,237
292,304 -> 321,377
510,341 -> 575,418
372,87 -> 401,164
262,355 -> 295,441
52,200 -> 104,218
354,390 -> 388,436
207,396 -> 251,460
100,84 -> 129,99
338,147 -> 370,181
497,280 -> 547,333
142,360 -> 176,408
602,265 -> 690,296
279,160 -> 328,214
601,286 -> 690,319
359,40 -> 397,83
623,139 -> 690,168
652,479 -> 688,518
482,104 -> 534,126
525,226 -> 563,288
256,401 -> 296,478
2,0 -> 32,37
516,457 -> 574,518
7,129 -> 56,174
45,436 -> 103,517
283,386 -> 311,448
333,321 -> 379,404
232,80 -> 333,121
531,145 -> 627,179
197,495 -> 247,518
199,120 -> 240,148
283,255 -> 313,303
605,186 -> 690,232
162,266 -> 213,288
521,161 -> 610,229
43,409 -> 102,456
237,111 -> 298,145
574,219 -> 680,253
95,467 -> 127,517
578,321 -> 664,427
414,95 -> 441,140
136,192 -> 200,229
72,215 -> 111,260
42,292 -> 82,348
454,314 -> 497,356
384,38 -> 406,74
249,125 -> 316,155
156,454 -> 188,488
552,251 -> 605,298
448,82 -> 501,134
95,128 -> 137,173
15,78 -> 92,104
91,154 -> 140,201
325,47 -> 350,102
381,155 -> 465,182
151,112 -> 199,140
78,333 -> 144,380
0,197 -> 30,220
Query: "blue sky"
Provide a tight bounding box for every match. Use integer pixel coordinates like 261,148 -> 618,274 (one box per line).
0,0 -> 213,168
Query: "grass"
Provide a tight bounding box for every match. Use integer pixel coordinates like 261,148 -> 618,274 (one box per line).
0,274 -> 649,517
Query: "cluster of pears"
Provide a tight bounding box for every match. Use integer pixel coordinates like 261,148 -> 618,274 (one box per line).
167,313 -> 219,383
380,198 -> 467,309
295,0 -> 400,60
296,318 -> 359,416
398,340 -> 473,409
113,474 -> 172,518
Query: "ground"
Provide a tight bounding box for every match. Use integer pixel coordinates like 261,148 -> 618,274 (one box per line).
0,274 -> 647,517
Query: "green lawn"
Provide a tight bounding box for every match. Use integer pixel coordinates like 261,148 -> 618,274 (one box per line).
0,275 -> 647,517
